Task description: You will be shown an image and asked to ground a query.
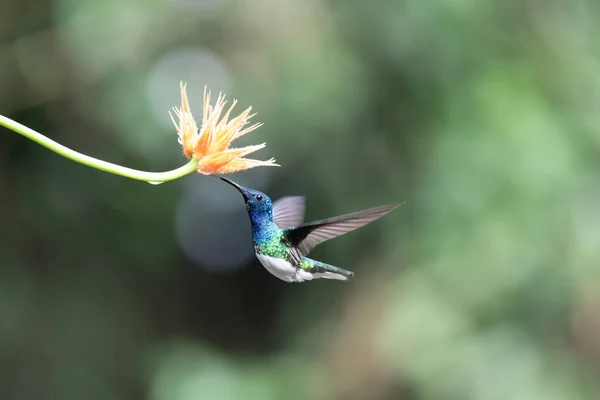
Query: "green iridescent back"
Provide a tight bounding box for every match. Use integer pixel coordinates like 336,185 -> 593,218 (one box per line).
254,231 -> 289,259
254,231 -> 317,271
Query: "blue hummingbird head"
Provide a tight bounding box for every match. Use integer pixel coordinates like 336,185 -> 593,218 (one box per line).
219,177 -> 278,242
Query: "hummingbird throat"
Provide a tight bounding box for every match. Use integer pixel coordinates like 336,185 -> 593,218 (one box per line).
248,210 -> 278,244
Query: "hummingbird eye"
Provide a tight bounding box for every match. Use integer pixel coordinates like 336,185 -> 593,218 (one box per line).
255,194 -> 263,201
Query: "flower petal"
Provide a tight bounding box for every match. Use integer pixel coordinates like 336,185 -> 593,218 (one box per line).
215,157 -> 279,174
172,82 -> 199,159
196,150 -> 240,175
171,83 -> 276,171
196,145 -> 277,175
208,100 -> 241,153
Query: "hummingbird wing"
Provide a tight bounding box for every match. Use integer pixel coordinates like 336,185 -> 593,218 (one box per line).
272,196 -> 306,229
284,204 -> 399,257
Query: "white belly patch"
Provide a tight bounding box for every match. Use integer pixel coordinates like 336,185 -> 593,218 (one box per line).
255,254 -> 314,283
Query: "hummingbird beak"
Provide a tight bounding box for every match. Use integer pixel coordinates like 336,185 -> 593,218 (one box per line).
219,177 -> 250,201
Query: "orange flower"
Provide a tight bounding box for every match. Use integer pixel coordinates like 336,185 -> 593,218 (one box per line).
169,82 -> 278,175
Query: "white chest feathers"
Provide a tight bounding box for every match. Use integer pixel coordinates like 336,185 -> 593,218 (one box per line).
255,254 -> 315,283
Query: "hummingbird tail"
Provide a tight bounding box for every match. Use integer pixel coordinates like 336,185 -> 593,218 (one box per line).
309,259 -> 355,281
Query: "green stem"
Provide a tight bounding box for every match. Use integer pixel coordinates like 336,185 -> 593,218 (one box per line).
0,114 -> 198,183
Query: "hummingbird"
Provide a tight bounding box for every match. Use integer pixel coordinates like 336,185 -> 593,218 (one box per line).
219,177 -> 399,283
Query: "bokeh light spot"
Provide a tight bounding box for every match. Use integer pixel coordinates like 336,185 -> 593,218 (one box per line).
146,48 -> 231,130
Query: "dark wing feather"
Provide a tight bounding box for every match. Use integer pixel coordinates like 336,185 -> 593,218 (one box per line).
272,196 -> 306,229
284,204 -> 399,256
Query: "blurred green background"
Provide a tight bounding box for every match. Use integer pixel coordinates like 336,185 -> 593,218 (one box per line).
2,0 -> 600,399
